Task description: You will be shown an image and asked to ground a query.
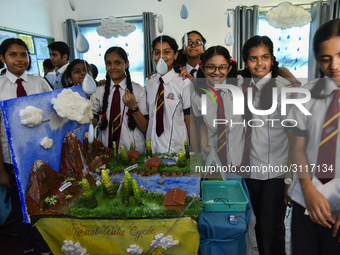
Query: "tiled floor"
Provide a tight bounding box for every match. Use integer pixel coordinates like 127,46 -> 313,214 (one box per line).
246,207 -> 292,255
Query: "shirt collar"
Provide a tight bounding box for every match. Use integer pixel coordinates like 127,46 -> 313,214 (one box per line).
324,76 -> 340,94
252,71 -> 272,91
110,77 -> 127,90
56,63 -> 69,74
161,68 -> 176,84
6,70 -> 28,83
185,63 -> 199,73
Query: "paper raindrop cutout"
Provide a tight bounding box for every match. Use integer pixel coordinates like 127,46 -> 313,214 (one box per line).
156,58 -> 168,75
158,15 -> 164,33
227,13 -> 232,28
82,73 -> 96,95
75,33 -> 89,53
69,0 -> 76,11
224,32 -> 234,46
180,5 -> 189,19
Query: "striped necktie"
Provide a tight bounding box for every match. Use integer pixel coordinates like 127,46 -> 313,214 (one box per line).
156,77 -> 165,136
16,78 -> 27,97
241,84 -> 257,167
109,85 -> 121,149
316,89 -> 340,183
190,68 -> 197,77
217,90 -> 228,166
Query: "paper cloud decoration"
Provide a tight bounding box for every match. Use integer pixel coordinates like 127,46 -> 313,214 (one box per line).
96,16 -> 136,39
265,2 -> 311,29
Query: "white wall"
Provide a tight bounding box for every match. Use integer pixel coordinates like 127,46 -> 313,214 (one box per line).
1,0 -> 54,38
3,0 -> 313,51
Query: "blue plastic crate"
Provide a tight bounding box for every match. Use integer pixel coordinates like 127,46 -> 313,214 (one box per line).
201,180 -> 249,212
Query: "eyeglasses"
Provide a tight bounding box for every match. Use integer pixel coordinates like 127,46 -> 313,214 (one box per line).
205,65 -> 229,73
187,41 -> 204,47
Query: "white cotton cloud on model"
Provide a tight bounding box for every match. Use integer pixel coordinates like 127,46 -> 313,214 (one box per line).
265,2 -> 311,29
40,137 -> 53,149
96,16 -> 136,39
19,106 -> 43,127
150,233 -> 180,250
61,240 -> 89,255
51,89 -> 93,125
126,244 -> 143,255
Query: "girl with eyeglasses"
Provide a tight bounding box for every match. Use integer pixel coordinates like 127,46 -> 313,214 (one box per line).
177,30 -> 206,79
191,45 -> 242,171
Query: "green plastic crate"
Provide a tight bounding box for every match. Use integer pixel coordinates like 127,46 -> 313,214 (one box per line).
201,180 -> 249,212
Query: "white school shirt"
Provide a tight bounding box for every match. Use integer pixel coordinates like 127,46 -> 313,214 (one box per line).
185,63 -> 200,78
191,80 -> 244,166
240,72 -> 292,180
145,69 -> 191,153
287,77 -> 340,208
0,71 -> 52,164
53,63 -> 68,90
90,78 -> 147,153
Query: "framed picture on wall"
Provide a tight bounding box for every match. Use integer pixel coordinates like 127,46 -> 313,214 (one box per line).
0,30 -> 17,44
34,37 -> 49,59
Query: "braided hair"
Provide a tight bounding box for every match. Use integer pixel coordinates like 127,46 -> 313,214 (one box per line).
240,35 -> 279,112
99,47 -> 137,131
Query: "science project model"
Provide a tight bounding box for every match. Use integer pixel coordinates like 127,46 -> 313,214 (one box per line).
0,85 -> 201,255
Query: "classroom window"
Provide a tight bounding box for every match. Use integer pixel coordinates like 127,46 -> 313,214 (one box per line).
258,13 -> 310,79
79,20 -> 145,86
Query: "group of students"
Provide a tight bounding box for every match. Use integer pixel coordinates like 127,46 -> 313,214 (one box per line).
0,18 -> 340,255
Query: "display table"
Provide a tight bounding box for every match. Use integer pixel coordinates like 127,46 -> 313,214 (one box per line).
198,179 -> 251,255
36,217 -> 199,255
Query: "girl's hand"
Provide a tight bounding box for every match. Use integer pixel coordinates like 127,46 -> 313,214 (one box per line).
284,184 -> 293,207
146,72 -> 155,80
0,168 -> 11,190
122,89 -> 137,109
332,211 -> 340,241
98,79 -> 106,86
303,184 -> 334,228
179,70 -> 193,79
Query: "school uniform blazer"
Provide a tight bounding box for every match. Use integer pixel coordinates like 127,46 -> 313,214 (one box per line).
145,69 -> 191,154
239,72 -> 292,180
90,78 -> 147,153
0,71 -> 52,164
191,80 -> 244,166
287,77 -> 340,216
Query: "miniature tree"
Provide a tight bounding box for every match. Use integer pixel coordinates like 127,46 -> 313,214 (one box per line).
132,180 -> 143,206
178,148 -> 186,168
130,142 -> 135,150
184,140 -> 190,159
146,137 -> 152,157
122,179 -> 130,206
125,171 -> 134,195
101,170 -> 116,197
120,146 -> 129,165
80,178 -> 98,209
112,141 -> 117,161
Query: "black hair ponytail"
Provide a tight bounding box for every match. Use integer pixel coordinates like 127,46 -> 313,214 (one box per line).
99,73 -> 111,130
125,68 -> 137,130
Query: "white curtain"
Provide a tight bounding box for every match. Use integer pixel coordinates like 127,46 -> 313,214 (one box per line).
233,5 -> 259,70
